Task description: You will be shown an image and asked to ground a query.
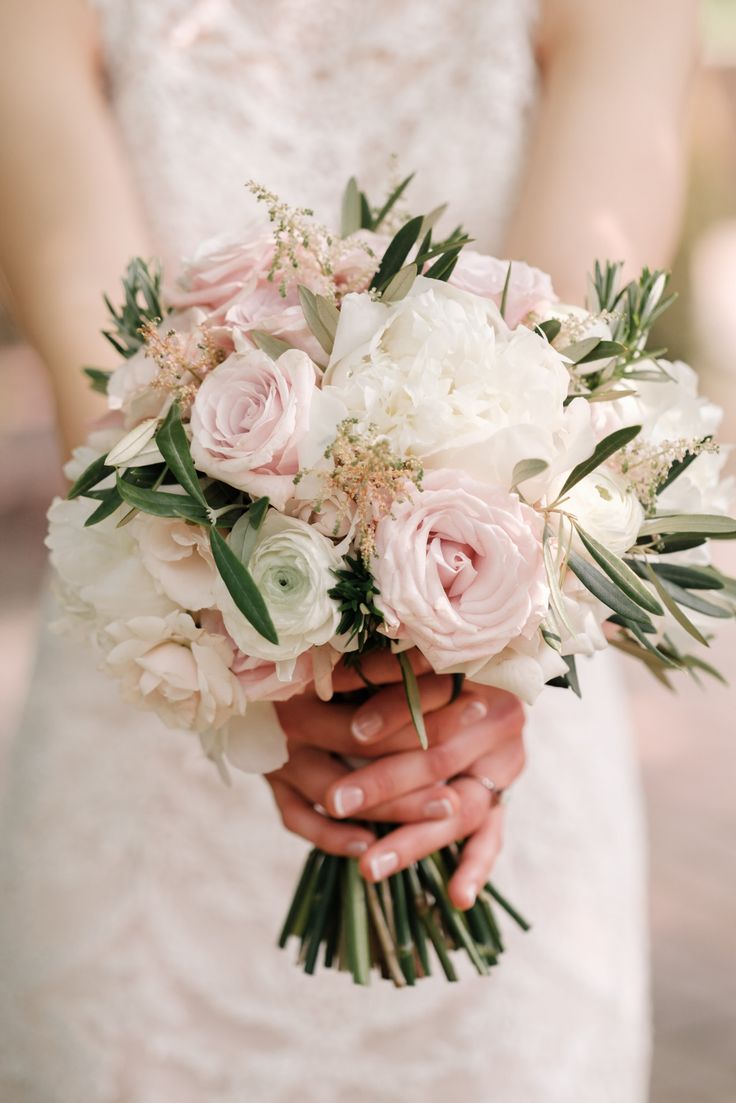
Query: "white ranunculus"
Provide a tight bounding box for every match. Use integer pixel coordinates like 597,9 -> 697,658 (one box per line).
323,277 -> 594,498
103,611 -> 245,732
133,513 -> 218,610
563,466 -> 644,556
216,511 -> 342,667
46,496 -> 176,635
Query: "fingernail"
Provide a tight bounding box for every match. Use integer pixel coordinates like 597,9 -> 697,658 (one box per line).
333,785 -> 364,818
424,798 -> 454,819
462,699 -> 488,725
351,711 -> 383,742
346,840 -> 369,857
369,851 -> 398,881
462,881 -> 479,909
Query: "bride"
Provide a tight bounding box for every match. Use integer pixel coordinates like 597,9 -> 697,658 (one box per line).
0,1 -> 696,1100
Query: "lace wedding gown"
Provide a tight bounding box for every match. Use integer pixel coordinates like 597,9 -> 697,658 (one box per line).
0,2 -> 650,1100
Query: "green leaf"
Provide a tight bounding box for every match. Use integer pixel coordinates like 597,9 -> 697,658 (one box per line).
543,532 -> 578,639
228,497 -> 270,566
397,650 -> 428,750
155,402 -> 209,510
372,172 -> 415,232
359,191 -> 373,230
116,477 -> 210,523
558,337 -> 602,364
623,619 -> 682,668
381,263 -> 418,303
250,330 -> 294,359
627,559 -> 724,591
83,366 -> 112,394
419,204 -> 447,239
67,453 -> 114,499
558,425 -> 642,498
297,286 -> 338,356
499,262 -> 513,321
535,318 -> 561,344
574,525 -> 664,616
370,215 -> 424,292
340,176 -> 362,238
576,340 -> 626,365
638,513 -> 736,538
209,527 -> 278,645
679,652 -> 728,686
568,551 -> 654,627
84,487 -> 123,526
423,246 -> 462,282
657,578 -> 733,619
511,457 -> 548,491
643,562 -> 709,646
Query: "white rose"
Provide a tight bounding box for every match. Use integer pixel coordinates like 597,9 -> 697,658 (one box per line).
133,513 -> 218,610
103,611 -> 245,732
323,277 -> 594,498
563,467 -> 644,556
46,496 -> 176,635
217,511 -> 342,667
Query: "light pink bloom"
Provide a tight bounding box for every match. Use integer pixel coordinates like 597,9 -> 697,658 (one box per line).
449,251 -> 556,328
189,347 -> 318,510
373,471 -> 549,677
168,235 -> 277,321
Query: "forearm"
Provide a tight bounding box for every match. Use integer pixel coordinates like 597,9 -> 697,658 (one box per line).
504,0 -> 699,301
0,0 -> 151,456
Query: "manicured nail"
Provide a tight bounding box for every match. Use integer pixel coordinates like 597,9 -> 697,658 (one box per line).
462,699 -> 488,725
333,785 -> 364,818
369,851 -> 398,881
424,798 -> 454,820
346,840 -> 369,857
351,711 -> 383,742
462,881 -> 479,909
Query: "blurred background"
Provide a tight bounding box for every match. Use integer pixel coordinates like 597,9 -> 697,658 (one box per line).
1,4 -> 736,1100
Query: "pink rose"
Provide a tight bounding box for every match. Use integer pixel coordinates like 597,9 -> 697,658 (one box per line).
189,347 -> 319,510
449,251 -> 556,328
224,283 -> 324,363
199,610 -> 317,702
372,471 -> 549,678
168,235 -> 276,321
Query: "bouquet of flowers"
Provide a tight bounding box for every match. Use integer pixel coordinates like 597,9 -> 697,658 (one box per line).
48,173 -> 736,987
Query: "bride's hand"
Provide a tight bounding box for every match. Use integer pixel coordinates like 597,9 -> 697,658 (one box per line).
267,650 -> 525,909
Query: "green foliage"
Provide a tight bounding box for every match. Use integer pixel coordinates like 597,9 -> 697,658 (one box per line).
102,257 -> 165,359
556,425 -> 642,499
328,555 -> 385,653
209,527 -> 279,645
155,402 -> 209,512
83,367 -> 113,394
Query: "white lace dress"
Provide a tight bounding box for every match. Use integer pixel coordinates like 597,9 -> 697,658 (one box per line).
0,2 -> 650,1100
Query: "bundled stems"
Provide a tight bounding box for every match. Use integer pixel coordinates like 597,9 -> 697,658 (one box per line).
279,838 -> 530,987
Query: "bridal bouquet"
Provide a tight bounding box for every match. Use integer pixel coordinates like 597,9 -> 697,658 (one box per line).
48,174 -> 736,986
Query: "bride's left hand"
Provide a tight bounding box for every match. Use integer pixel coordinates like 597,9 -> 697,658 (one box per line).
267,650 -> 526,910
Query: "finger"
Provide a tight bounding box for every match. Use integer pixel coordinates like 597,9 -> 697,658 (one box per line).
273,747 -> 349,804
347,673 -> 454,745
331,648 -> 433,693
268,778 -> 375,857
371,686 -> 523,756
326,694 -> 522,819
274,696 -> 359,754
358,777 -> 491,882
448,807 -> 505,910
352,782 -> 462,824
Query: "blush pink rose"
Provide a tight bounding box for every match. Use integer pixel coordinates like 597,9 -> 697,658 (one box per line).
199,610 -> 317,702
372,471 -> 549,679
168,235 -> 277,320
449,251 -> 556,328
190,347 -> 319,510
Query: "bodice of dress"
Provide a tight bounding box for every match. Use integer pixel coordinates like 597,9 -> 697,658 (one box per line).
93,0 -> 539,269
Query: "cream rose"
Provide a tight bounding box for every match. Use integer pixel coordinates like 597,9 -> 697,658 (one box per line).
216,511 -> 343,667
372,471 -> 549,685
134,514 -> 218,610
103,611 -> 245,732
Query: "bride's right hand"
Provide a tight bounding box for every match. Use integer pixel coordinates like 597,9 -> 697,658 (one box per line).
266,651 -> 526,909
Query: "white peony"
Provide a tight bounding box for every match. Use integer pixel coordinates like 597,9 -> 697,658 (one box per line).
46,496 -> 176,636
103,611 -> 245,732
466,632 -> 568,704
323,277 -> 594,498
216,511 -> 342,668
563,466 -> 645,556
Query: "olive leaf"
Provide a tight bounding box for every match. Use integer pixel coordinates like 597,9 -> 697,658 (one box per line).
250,330 -> 293,359
116,477 -> 210,524
567,551 -> 654,628
558,425 -> 642,498
573,525 -> 663,616
644,562 -> 709,647
397,650 -> 428,750
511,458 -> 548,491
67,453 -> 114,499
155,402 -> 209,511
297,286 -> 339,355
381,263 -> 418,303
638,513 -> 736,539
209,527 -> 278,645
228,497 -> 270,566
341,176 -> 363,238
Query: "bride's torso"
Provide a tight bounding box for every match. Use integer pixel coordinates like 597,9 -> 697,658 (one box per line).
94,0 -> 539,266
